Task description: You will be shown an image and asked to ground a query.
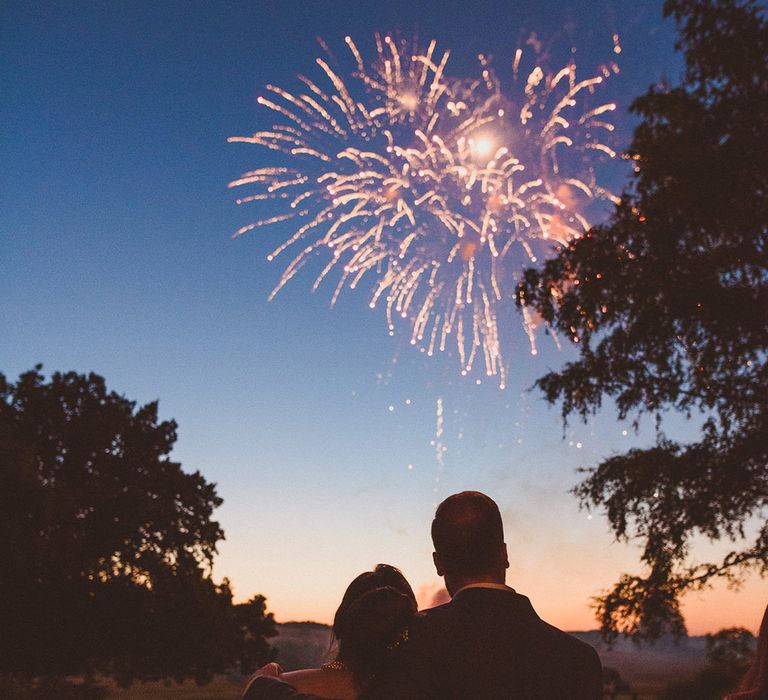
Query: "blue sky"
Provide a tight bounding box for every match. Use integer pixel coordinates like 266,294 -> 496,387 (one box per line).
2,0 -> 763,633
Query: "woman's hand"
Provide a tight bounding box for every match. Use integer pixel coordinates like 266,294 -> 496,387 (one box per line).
255,662 -> 284,677
242,662 -> 285,697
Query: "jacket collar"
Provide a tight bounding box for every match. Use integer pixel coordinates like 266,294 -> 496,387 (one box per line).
452,582 -> 516,598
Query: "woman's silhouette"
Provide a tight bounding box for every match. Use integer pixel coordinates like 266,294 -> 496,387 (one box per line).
243,564 -> 417,699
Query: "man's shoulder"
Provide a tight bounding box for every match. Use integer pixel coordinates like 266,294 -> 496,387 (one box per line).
417,589 -> 600,662
419,599 -> 454,620
408,600 -> 457,644
540,619 -> 601,659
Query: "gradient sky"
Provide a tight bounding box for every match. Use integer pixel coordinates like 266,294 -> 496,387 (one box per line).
2,0 -> 764,635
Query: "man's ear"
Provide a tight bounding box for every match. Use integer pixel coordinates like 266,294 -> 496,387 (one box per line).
502,543 -> 509,570
433,551 -> 445,577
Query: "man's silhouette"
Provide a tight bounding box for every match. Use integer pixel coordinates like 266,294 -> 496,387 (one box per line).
363,490 -> 602,699
243,490 -> 602,699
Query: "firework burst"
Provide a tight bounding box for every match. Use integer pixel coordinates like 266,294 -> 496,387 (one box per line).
229,34 -> 619,387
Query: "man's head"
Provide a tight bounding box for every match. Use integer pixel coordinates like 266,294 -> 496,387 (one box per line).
431,491 -> 508,594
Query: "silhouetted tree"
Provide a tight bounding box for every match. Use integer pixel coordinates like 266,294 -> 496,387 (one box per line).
236,595 -> 280,674
707,627 -> 757,673
517,0 -> 768,641
661,626 -> 755,699
0,366 -> 276,686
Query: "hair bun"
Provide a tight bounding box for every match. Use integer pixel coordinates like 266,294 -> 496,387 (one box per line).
335,585 -> 416,682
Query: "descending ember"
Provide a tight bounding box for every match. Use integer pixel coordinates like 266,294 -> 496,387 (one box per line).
229,34 -> 619,387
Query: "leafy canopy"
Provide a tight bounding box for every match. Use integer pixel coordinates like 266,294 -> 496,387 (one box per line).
0,366 -> 276,685
517,0 -> 768,641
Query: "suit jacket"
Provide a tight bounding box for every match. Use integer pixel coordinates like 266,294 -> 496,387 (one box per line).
244,587 -> 602,700
362,587 -> 602,699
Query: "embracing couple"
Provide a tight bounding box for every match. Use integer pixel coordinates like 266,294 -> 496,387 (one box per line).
243,491 -> 602,700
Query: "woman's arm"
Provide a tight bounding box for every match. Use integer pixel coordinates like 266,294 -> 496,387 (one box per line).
242,664 -> 355,700
242,675 -> 326,700
281,668 -> 356,699
242,664 -> 327,700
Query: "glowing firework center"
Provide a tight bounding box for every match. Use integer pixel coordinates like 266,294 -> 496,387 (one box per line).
229,35 -> 619,387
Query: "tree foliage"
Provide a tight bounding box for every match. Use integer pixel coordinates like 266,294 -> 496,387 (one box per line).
661,626 -> 755,699
517,0 -> 768,640
706,627 -> 756,672
0,366 -> 276,685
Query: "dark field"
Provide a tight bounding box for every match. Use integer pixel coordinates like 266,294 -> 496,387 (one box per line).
22,623 -> 707,699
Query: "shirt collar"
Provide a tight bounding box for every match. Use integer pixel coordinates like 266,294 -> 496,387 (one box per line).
452,582 -> 516,598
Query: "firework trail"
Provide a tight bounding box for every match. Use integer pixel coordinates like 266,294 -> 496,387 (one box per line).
229,34 -> 619,387
432,397 -> 446,493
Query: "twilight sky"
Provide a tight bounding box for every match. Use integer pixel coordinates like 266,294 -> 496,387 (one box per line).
1,0 -> 763,634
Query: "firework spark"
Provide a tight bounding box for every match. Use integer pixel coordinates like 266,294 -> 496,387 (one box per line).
229,35 -> 619,387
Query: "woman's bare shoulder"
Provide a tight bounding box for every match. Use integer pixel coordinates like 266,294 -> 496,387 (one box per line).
280,668 -> 359,700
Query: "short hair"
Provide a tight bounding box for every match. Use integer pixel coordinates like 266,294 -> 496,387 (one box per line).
431,491 -> 504,577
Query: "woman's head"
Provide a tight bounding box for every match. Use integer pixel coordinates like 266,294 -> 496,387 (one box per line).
332,564 -> 417,685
